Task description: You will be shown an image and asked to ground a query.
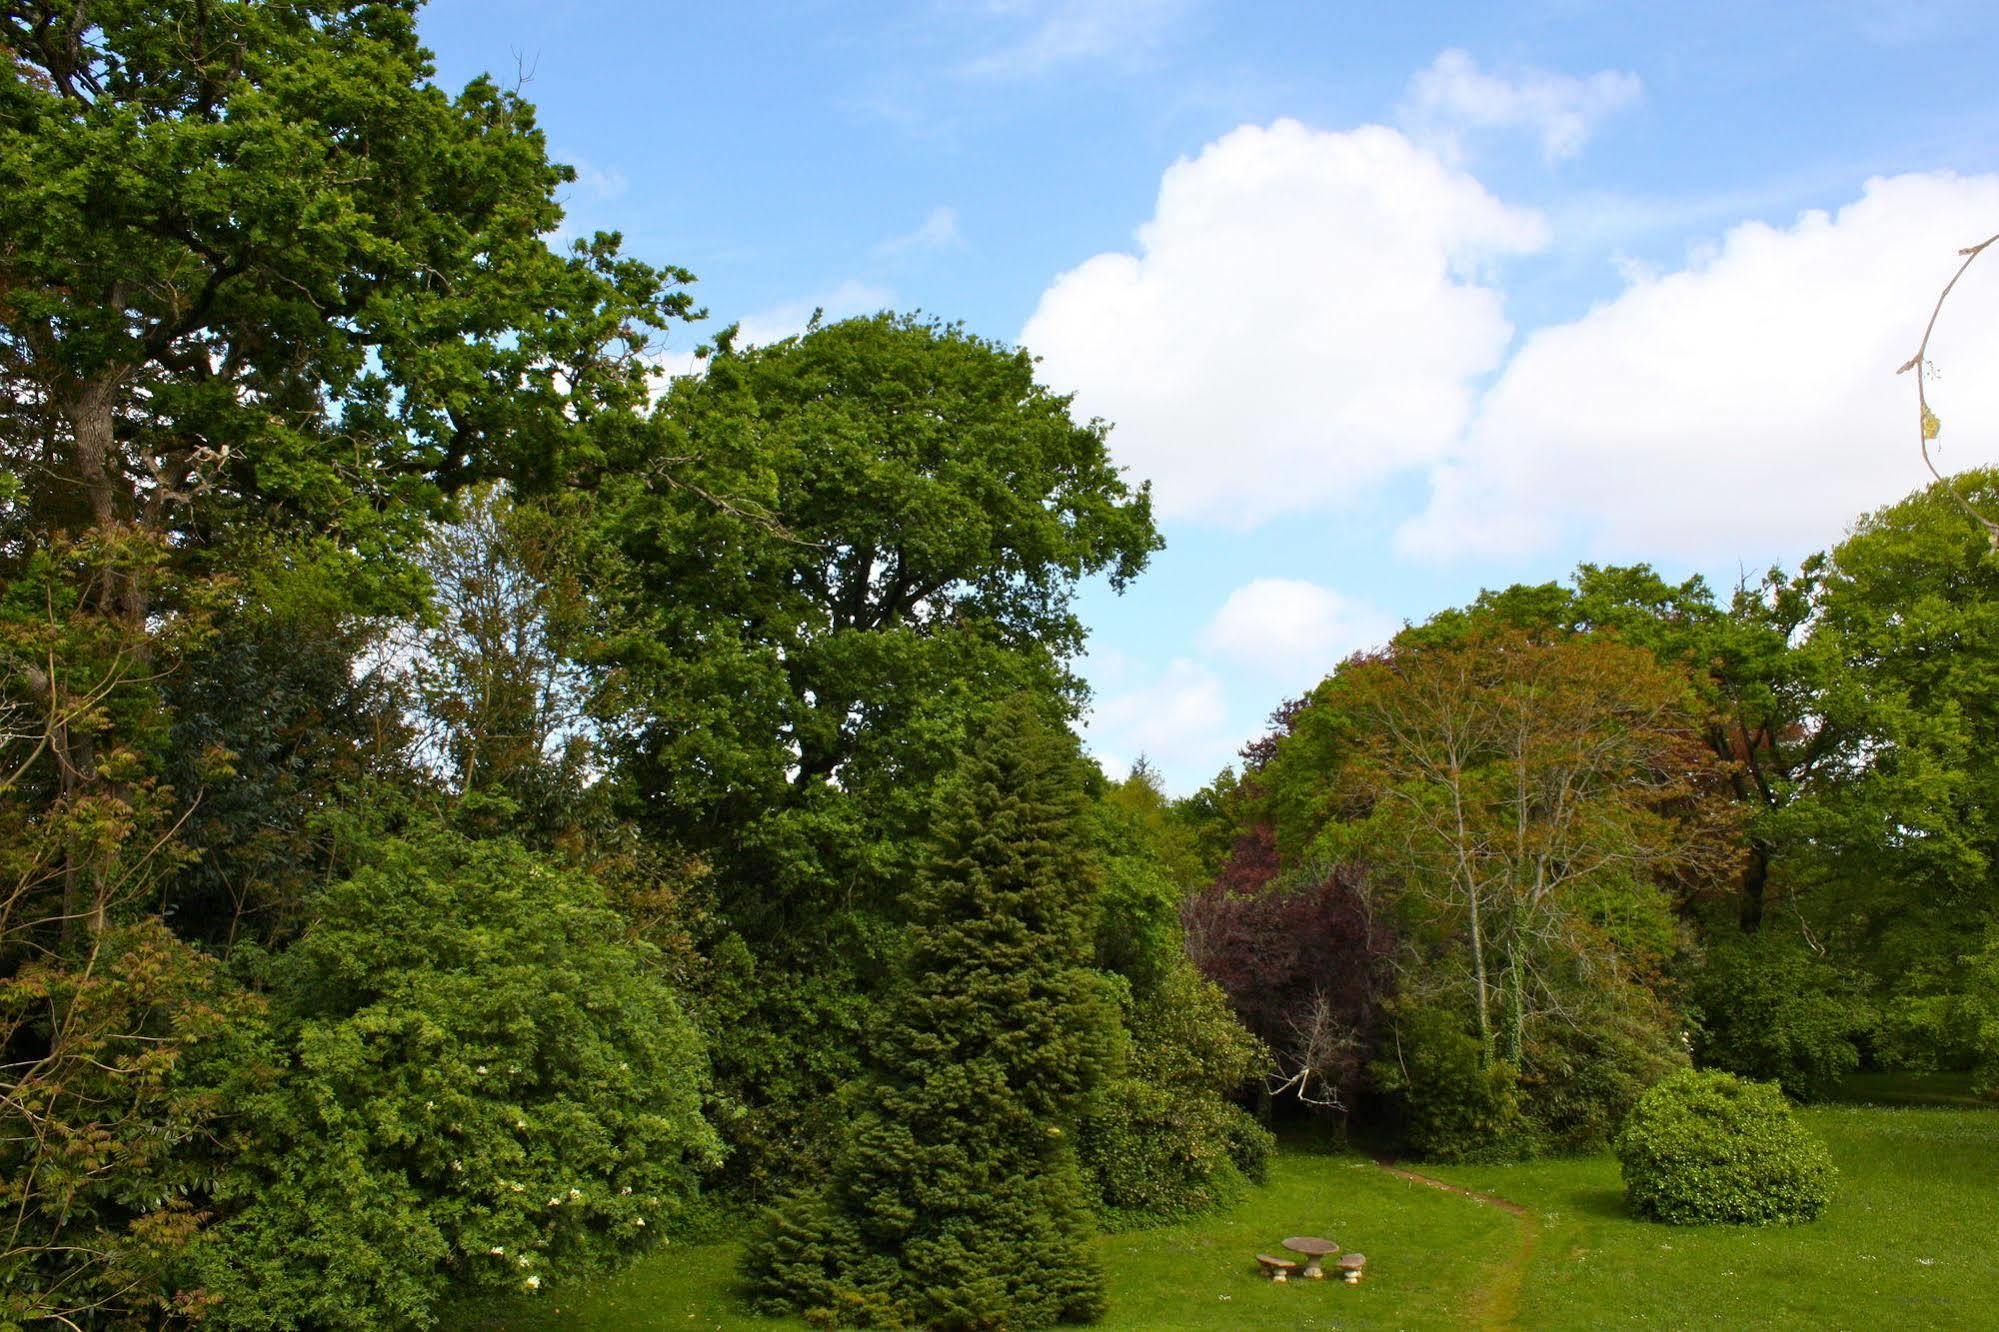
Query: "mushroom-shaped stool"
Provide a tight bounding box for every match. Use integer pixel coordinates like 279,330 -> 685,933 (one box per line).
1281,1236 -> 1340,1280
1337,1253 -> 1367,1285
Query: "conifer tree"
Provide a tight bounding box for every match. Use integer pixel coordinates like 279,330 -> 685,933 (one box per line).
748,698 -> 1115,1329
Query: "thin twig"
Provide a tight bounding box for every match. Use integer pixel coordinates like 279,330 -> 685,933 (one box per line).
1896,231 -> 1999,548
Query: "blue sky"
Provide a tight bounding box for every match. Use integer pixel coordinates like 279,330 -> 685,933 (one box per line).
422,0 -> 1999,791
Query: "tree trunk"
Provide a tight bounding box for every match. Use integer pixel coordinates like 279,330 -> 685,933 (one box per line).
1738,839 -> 1770,933
1468,882 -> 1494,1066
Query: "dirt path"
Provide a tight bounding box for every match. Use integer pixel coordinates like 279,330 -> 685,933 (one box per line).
1371,1158 -> 1537,1330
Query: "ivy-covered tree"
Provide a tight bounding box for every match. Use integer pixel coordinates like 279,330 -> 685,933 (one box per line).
747,698 -> 1115,1329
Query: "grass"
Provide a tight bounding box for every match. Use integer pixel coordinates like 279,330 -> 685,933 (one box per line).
457,1100 -> 1999,1331
1834,1069 -> 1986,1108
1426,1104 -> 1999,1330
457,1140 -> 1519,1331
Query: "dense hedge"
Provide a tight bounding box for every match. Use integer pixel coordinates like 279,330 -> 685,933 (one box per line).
1615,1070 -> 1835,1225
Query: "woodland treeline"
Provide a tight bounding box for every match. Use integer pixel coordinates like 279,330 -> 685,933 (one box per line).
3,4 -> 1997,1330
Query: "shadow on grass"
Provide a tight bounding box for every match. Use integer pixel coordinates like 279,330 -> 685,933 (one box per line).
1567,1186 -> 1628,1222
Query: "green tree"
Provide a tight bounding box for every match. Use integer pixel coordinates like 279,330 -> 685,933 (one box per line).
1258,631 -> 1724,1156
1791,470 -> 1999,1063
0,0 -> 695,946
747,699 -> 1115,1330
590,313 -> 1159,1193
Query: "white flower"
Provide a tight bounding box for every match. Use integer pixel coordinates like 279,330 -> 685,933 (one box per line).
451,1160 -> 464,1172
620,1186 -> 632,1195
509,1182 -> 525,1193
515,1119 -> 528,1131
635,1218 -> 645,1228
424,1100 -> 436,1111
518,1254 -> 532,1268
525,1274 -> 541,1291
549,1197 -> 563,1207
476,1065 -> 488,1075
489,1246 -> 505,1256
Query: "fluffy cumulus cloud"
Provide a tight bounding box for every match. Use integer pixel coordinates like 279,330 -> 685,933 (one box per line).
1400,49 -> 1641,164
1199,578 -> 1397,691
1022,119 -> 1547,527
1083,657 -> 1230,782
1401,171 -> 1999,564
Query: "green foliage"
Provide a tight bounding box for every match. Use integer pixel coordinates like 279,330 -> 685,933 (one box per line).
0,0 -> 694,552
1520,990 -> 1687,1155
1960,928 -> 1999,1101
0,920 -> 264,1327
1615,1070 -> 1835,1225
1080,968 -> 1273,1224
1791,472 -> 1999,1059
745,700 -> 1115,1329
1691,931 -> 1870,1100
1373,1000 -> 1533,1162
198,827 -> 720,1330
592,313 -> 1160,1196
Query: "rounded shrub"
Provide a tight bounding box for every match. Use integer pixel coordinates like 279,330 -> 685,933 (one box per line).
1614,1069 -> 1835,1225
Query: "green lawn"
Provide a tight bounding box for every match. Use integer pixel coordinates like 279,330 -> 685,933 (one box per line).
458,1102 -> 1999,1331
1426,1105 -> 1999,1331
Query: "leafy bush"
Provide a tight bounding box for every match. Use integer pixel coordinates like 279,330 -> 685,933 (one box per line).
1615,1069 -> 1835,1225
1373,1002 -> 1533,1163
1691,932 -> 1870,1100
199,828 -> 721,1330
1080,968 -> 1273,1222
0,920 -> 265,1327
1521,990 -> 1687,1154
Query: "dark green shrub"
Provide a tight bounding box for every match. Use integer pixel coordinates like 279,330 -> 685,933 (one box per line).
200,828 -> 721,1329
1080,966 -> 1272,1223
1691,932 -> 1870,1100
1373,1002 -> 1532,1162
1521,991 -> 1686,1154
745,700 -> 1114,1329
1615,1069 -> 1835,1225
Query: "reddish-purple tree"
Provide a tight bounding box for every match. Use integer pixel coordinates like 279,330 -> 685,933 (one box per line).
1183,826 -> 1395,1115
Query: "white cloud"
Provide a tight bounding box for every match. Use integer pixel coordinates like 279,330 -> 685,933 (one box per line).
959,0 -> 1192,79
1200,579 -> 1397,690
1084,657 -> 1230,783
1400,171 -> 1999,564
875,206 -> 963,257
1022,119 -> 1546,527
646,280 -> 897,388
1400,49 -> 1640,164
734,279 -> 896,349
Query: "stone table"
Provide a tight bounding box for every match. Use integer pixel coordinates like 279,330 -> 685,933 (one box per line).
1281,1236 -> 1340,1280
